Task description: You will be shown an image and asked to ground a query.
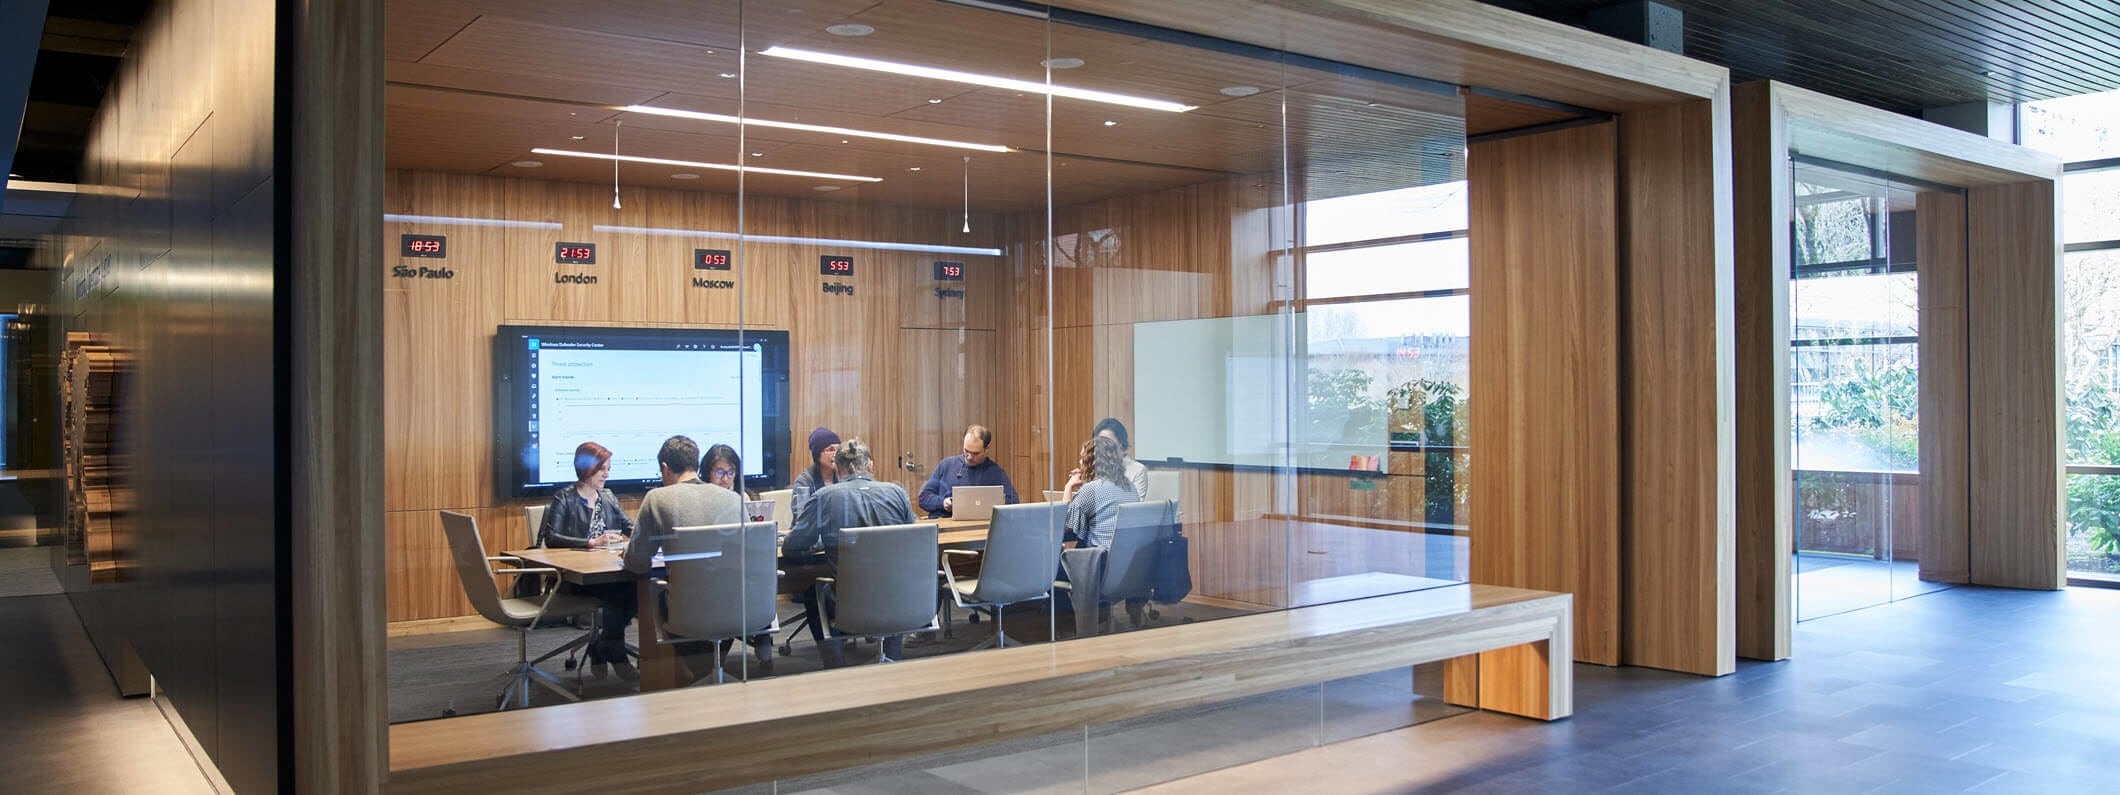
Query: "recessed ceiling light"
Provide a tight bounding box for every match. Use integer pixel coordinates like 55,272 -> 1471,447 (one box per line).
530,148 -> 883,182
1365,102 -> 1386,109
570,135 -> 586,140
718,72 -> 737,79
511,160 -> 543,168
1043,57 -> 1085,69
761,46 -> 1197,112
840,139 -> 850,143
814,185 -> 842,191
671,173 -> 700,180
1219,85 -> 1261,97
908,166 -> 922,171
750,152 -> 764,157
622,105 -> 1012,152
1102,120 -> 1118,127
825,23 -> 874,36
927,98 -> 944,104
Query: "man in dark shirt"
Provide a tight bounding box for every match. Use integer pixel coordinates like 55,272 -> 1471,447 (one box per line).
783,438 -> 916,667
915,424 -> 1020,518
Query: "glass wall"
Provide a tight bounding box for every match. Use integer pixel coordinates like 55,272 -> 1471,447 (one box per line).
1788,162 -> 1944,619
379,0 -> 1488,762
2024,91 -> 2120,585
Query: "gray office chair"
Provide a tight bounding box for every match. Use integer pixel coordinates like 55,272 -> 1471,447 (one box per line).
943,503 -> 1064,650
819,523 -> 940,664
1057,500 -> 1171,635
438,510 -> 600,711
650,521 -> 781,685
526,504 -> 547,545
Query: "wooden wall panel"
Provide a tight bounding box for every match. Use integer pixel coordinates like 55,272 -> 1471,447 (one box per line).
1917,191 -> 1972,585
1468,121 -> 1621,666
1618,95 -> 1737,677
1967,181 -> 2065,590
1731,81 -> 1791,662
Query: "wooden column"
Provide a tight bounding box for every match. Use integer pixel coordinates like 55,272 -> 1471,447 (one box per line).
292,0 -> 387,788
1468,121 -> 1622,666
1617,90 -> 1738,677
1966,181 -> 2065,590
1917,191 -> 1972,585
1730,81 -> 1791,662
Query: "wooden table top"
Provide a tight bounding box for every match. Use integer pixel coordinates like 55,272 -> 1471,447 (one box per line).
503,519 -> 993,575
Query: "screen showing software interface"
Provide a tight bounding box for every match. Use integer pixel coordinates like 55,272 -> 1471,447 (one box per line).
527,335 -> 765,484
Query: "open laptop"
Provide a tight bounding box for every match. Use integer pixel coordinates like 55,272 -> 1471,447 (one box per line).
951,485 -> 1006,521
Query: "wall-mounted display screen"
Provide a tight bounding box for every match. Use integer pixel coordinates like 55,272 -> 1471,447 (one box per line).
933,260 -> 964,281
400,234 -> 447,259
695,248 -> 733,270
819,255 -> 855,276
555,243 -> 597,264
492,325 -> 791,497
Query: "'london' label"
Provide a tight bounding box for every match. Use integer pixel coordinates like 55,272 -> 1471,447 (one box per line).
392,265 -> 456,280
822,282 -> 854,296
693,278 -> 734,289
555,272 -> 598,285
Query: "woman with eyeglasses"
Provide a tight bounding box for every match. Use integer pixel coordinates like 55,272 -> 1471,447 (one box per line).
702,443 -> 759,499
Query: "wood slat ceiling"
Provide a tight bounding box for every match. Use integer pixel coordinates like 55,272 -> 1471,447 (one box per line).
1482,0 -> 2120,115
384,0 -> 1570,210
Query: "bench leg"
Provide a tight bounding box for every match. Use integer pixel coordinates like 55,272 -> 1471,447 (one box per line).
1437,606 -> 1574,721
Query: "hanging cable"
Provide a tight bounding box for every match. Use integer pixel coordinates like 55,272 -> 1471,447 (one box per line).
612,118 -> 623,209
961,155 -> 972,233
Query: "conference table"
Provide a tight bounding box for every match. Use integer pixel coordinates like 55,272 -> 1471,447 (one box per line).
504,516 -> 992,691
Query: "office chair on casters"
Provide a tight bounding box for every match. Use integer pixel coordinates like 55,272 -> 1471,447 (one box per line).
818,523 -> 940,664
944,503 -> 1064,650
650,521 -> 781,685
439,510 -> 601,711
1057,500 -> 1170,636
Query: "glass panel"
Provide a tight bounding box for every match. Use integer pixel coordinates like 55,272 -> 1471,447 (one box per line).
1791,164 -> 1917,620
2067,473 -> 2120,581
2062,168 -> 2120,245
2066,251 -> 2120,581
1285,53 -> 1469,606
1303,236 -> 1469,299
2021,89 -> 2120,162
1303,181 -> 1469,246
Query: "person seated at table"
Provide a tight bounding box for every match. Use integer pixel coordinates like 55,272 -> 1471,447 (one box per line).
1061,435 -> 1138,549
1091,417 -> 1151,499
789,426 -> 840,521
536,442 -> 636,678
619,435 -> 744,679
702,443 -> 759,500
916,424 -> 1020,518
782,438 -> 914,668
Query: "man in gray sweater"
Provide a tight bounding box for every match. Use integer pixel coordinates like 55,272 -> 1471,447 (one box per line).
619,435 -> 745,679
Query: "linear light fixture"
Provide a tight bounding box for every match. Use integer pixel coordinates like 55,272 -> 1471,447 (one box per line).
758,46 -> 1197,113
383,213 -> 562,230
529,148 -> 884,183
595,224 -> 1001,256
620,105 -> 1013,153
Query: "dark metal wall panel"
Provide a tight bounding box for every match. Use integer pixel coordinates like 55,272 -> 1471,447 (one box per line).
56,0 -> 283,790
1485,0 -> 2120,113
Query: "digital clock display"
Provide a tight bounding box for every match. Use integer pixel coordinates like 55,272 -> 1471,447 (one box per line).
933,260 -> 965,282
819,255 -> 855,277
400,234 -> 447,259
695,249 -> 733,270
555,242 -> 597,265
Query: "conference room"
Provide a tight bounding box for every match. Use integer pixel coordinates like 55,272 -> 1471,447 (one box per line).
380,0 -> 1526,726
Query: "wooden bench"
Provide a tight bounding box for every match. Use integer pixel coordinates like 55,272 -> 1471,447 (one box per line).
386,583 -> 1571,793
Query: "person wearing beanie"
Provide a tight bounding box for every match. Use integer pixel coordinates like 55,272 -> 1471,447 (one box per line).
790,426 -> 841,520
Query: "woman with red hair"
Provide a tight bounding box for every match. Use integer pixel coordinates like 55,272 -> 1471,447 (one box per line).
537,441 -> 638,679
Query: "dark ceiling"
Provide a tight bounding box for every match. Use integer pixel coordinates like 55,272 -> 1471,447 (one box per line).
1484,0 -> 2120,115
13,0 -> 147,184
